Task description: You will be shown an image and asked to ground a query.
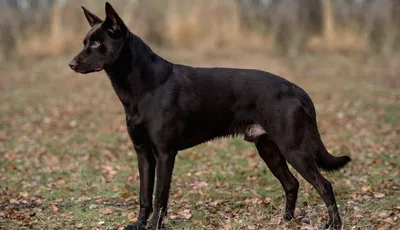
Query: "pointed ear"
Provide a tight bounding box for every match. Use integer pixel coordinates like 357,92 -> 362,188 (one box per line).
103,2 -> 127,36
82,6 -> 103,27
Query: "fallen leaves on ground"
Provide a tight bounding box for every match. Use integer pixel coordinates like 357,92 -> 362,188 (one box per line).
1,54 -> 399,229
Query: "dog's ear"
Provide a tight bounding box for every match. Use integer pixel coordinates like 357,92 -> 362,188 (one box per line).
103,2 -> 127,37
81,6 -> 103,27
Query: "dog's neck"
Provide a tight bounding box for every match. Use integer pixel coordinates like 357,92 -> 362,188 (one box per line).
104,32 -> 173,107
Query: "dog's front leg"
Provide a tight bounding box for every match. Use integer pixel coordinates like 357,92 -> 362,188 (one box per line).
125,144 -> 156,230
148,151 -> 177,229
137,145 -> 157,224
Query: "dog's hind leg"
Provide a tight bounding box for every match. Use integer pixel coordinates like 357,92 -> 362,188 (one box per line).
255,135 -> 299,221
271,101 -> 342,229
280,149 -> 341,229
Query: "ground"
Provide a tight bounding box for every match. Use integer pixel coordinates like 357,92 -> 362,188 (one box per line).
1,50 -> 399,230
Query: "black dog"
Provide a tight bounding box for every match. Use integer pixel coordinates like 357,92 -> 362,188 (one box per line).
69,2 -> 351,229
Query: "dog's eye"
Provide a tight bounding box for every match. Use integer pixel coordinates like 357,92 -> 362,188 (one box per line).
91,41 -> 101,48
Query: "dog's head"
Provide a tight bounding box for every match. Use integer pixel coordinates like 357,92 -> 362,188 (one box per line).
69,2 -> 128,74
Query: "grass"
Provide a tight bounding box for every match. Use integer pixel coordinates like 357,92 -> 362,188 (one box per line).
0,51 -> 399,229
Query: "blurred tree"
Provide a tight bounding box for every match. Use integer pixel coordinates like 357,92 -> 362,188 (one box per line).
1,0 -> 400,60
270,0 -> 322,56
363,0 -> 397,55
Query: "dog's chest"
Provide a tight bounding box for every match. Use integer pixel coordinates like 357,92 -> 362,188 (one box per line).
125,110 -> 150,145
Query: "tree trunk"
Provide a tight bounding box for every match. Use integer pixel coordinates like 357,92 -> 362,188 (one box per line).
322,0 -> 335,42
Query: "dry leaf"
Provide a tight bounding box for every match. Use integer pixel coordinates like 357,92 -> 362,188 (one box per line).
0,131 -> 9,141
120,192 -> 131,198
179,209 -> 192,220
97,220 -> 105,226
373,192 -> 385,199
102,207 -> 113,215
294,208 -> 303,217
19,191 -> 29,198
379,211 -> 389,218
50,203 -> 59,212
130,217 -> 137,223
362,185 -> 372,192
221,222 -> 232,230
264,197 -> 272,204
383,217 -> 394,223
127,212 -> 137,223
69,120 -> 77,127
56,178 -> 65,185
75,223 -> 83,229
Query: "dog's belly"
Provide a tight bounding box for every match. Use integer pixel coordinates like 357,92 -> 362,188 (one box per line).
174,123 -> 267,150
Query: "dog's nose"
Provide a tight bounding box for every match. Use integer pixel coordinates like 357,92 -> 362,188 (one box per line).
68,60 -> 77,70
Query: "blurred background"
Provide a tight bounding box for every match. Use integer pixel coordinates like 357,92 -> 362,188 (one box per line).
1,1 -> 399,229
2,0 -> 400,61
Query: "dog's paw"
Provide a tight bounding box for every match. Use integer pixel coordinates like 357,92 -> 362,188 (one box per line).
124,223 -> 147,230
283,209 -> 294,221
324,220 -> 342,229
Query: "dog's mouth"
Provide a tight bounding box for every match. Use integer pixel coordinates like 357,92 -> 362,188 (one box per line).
69,59 -> 103,74
73,66 -> 103,74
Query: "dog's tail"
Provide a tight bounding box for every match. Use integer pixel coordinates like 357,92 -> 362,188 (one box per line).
316,148 -> 351,172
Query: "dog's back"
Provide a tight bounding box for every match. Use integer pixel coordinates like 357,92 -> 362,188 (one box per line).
140,64 -> 314,149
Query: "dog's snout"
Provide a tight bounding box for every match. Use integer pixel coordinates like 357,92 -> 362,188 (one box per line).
68,59 -> 77,70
